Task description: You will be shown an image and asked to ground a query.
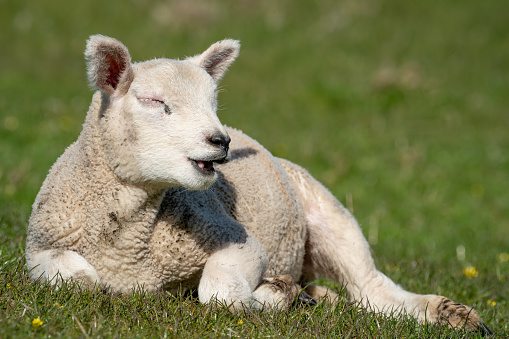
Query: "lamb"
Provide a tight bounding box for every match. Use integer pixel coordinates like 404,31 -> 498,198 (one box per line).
26,34 -> 490,333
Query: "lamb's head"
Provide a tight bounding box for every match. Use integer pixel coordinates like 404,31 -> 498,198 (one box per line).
85,35 -> 239,190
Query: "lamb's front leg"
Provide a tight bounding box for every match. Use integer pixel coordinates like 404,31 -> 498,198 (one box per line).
198,234 -> 301,311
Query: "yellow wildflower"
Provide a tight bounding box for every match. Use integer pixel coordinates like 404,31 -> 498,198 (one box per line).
32,318 -> 43,328
463,266 -> 478,278
498,252 -> 509,263
54,302 -> 63,308
487,300 -> 496,307
6,283 -> 11,289
237,319 -> 243,325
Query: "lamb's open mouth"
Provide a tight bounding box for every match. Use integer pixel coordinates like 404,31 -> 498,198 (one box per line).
190,156 -> 228,175
193,160 -> 215,173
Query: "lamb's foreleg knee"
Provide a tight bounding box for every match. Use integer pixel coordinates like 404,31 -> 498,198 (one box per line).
26,249 -> 100,287
198,236 -> 302,311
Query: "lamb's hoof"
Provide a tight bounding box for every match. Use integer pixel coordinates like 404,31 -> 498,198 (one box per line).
435,298 -> 489,333
479,322 -> 493,336
301,284 -> 340,303
296,289 -> 317,306
259,275 -> 318,309
258,275 -> 300,310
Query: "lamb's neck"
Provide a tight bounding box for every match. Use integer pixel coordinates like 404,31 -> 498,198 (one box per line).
78,92 -> 166,224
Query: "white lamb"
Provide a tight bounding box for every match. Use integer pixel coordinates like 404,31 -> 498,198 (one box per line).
26,35 -> 490,333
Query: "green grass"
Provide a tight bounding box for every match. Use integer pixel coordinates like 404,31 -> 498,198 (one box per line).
1,0 -> 508,337
0,256 -> 488,338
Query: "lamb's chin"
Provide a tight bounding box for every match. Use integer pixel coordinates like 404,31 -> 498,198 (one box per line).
179,170 -> 218,191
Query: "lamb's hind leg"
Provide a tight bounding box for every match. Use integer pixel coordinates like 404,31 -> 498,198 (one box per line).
279,159 -> 489,333
26,249 -> 100,288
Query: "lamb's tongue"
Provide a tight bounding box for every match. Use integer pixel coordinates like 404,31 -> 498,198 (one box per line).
197,160 -> 213,171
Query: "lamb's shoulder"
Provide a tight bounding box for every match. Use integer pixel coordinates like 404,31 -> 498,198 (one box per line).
27,139 -> 97,252
27,127 -> 141,257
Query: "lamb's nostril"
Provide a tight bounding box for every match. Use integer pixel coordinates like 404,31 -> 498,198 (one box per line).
208,134 -> 231,151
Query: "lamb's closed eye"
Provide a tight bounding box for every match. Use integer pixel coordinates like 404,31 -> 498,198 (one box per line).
138,98 -> 171,114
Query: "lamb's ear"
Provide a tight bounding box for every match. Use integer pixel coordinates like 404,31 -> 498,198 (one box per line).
188,39 -> 240,82
85,35 -> 134,95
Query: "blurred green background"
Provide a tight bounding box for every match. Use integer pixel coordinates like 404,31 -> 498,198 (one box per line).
1,0 -> 507,330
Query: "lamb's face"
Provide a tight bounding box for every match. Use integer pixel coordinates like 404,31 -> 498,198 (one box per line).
106,60 -> 230,190
85,35 -> 239,190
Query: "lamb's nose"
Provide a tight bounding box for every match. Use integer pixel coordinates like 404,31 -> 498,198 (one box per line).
208,133 -> 231,151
